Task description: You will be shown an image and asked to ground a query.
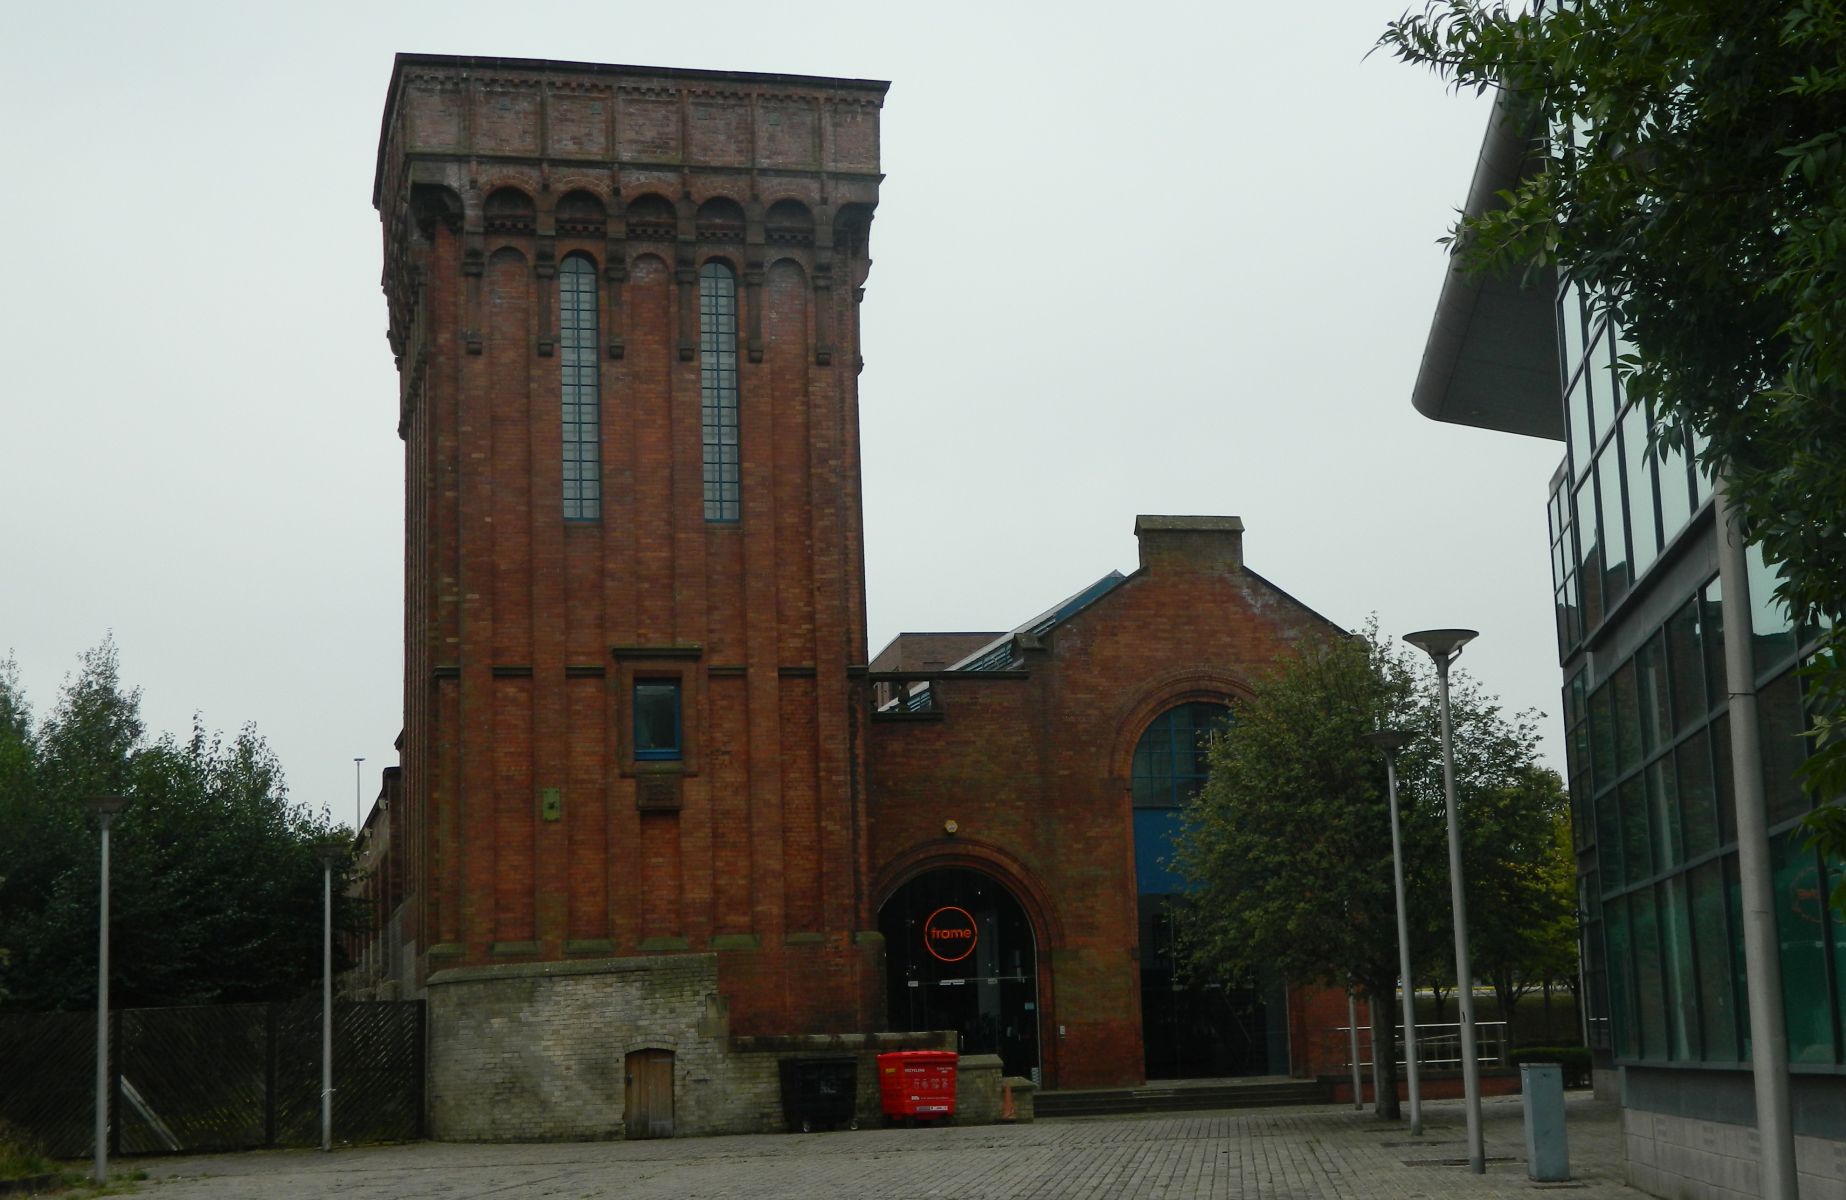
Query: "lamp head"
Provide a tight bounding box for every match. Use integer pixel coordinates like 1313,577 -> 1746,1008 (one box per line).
1364,729 -> 1415,755
314,841 -> 349,868
1404,628 -> 1478,661
84,794 -> 131,819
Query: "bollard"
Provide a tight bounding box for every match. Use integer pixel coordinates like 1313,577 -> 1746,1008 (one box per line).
1521,1063 -> 1570,1181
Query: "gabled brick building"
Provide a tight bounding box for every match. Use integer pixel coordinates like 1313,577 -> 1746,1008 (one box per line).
362,52 -> 1356,1138
867,516 -> 1345,1089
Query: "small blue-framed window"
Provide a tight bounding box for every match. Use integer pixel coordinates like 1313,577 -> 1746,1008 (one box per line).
633,680 -> 682,761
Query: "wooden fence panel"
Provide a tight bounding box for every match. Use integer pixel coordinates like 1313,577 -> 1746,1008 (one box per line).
0,1010 -> 94,1158
117,1004 -> 269,1153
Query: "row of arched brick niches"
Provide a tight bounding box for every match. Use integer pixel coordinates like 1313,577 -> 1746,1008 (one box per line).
480,187 -> 870,249
408,184 -> 872,268
396,183 -> 872,366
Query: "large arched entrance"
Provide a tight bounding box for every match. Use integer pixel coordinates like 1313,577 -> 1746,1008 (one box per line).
879,868 -> 1040,1078
1132,700 -> 1288,1078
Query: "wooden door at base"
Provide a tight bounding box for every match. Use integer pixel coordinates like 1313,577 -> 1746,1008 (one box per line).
624,1049 -> 674,1139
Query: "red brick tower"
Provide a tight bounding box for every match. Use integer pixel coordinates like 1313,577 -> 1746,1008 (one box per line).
374,55 -> 887,1041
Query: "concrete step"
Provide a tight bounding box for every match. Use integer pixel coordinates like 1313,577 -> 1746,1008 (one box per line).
1036,1078 -> 1332,1118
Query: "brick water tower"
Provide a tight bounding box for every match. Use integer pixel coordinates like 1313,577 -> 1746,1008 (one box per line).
372,54 -> 889,1134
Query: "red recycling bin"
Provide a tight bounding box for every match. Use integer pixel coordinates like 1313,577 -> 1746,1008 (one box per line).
877,1050 -> 958,1122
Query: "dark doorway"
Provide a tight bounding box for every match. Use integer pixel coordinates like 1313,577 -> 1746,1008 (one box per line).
623,1049 -> 673,1139
879,869 -> 1039,1078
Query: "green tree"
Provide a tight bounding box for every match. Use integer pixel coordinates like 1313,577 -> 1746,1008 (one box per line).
1175,625 -> 1568,1120
1378,1 -> 1846,884
0,654 -> 31,1006
1533,812 -> 1585,1034
0,656 -> 31,802
1468,768 -> 1576,1044
0,639 -> 357,1011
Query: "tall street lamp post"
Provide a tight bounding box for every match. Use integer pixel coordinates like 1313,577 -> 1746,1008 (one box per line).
1404,628 -> 1484,1174
85,793 -> 131,1186
1364,729 -> 1422,1136
315,841 -> 347,1152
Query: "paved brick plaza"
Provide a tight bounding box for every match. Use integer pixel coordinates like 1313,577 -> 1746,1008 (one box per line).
133,1094 -> 1639,1199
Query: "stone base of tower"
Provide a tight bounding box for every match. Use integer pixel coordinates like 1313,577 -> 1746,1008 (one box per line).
425,952 -> 948,1141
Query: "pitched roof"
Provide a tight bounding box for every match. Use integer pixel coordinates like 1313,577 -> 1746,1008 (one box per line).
947,571 -> 1129,672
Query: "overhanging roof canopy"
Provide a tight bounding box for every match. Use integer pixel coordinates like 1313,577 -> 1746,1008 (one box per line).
1411,99 -> 1564,442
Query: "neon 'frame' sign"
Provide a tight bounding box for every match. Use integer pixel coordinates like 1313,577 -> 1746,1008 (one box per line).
923,905 -> 978,963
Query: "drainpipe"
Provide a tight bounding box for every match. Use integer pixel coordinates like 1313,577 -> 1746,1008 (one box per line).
1714,474 -> 1797,1200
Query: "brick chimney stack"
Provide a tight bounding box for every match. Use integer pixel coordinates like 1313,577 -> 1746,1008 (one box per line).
1133,515 -> 1245,573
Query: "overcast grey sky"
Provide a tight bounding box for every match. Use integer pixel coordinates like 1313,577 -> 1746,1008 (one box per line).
0,0 -> 1564,825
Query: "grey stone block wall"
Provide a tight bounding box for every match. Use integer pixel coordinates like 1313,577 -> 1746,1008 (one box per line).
426,956 -> 980,1141
732,1031 -> 958,1130
1003,1075 -> 1037,1122
428,954 -> 775,1141
1622,1109 -> 1846,1200
956,1054 -> 1004,1124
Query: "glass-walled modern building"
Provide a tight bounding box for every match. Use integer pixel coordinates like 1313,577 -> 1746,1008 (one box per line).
1550,287 -> 1840,1077
1412,97 -> 1844,1200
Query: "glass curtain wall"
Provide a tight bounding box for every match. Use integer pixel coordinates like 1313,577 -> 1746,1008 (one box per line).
1556,275 -> 1844,1070
1549,280 -> 1708,664
1577,571 -> 1841,1066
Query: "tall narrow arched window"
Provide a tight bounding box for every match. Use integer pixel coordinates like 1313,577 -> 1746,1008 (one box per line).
1131,701 -> 1233,810
699,261 -> 740,522
1130,699 -> 1233,897
559,254 -> 600,520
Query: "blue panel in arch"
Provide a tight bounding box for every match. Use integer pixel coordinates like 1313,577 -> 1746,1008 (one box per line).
1134,808 -> 1190,896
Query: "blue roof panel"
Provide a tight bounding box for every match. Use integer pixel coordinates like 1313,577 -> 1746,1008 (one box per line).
947,570 -> 1128,671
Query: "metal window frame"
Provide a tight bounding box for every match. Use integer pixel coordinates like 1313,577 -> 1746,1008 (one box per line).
633,679 -> 683,761
698,261 -> 740,523
560,253 -> 601,521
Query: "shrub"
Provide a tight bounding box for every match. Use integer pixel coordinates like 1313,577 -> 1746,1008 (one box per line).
0,1118 -> 51,1180
1508,1045 -> 1592,1088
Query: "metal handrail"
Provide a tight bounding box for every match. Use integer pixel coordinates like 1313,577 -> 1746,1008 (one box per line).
1329,1020 -> 1508,1070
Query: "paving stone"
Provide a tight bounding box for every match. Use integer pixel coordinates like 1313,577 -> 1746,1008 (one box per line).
135,1094 -> 1644,1200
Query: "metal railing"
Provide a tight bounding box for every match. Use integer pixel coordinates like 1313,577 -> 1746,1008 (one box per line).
1329,1020 -> 1508,1072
